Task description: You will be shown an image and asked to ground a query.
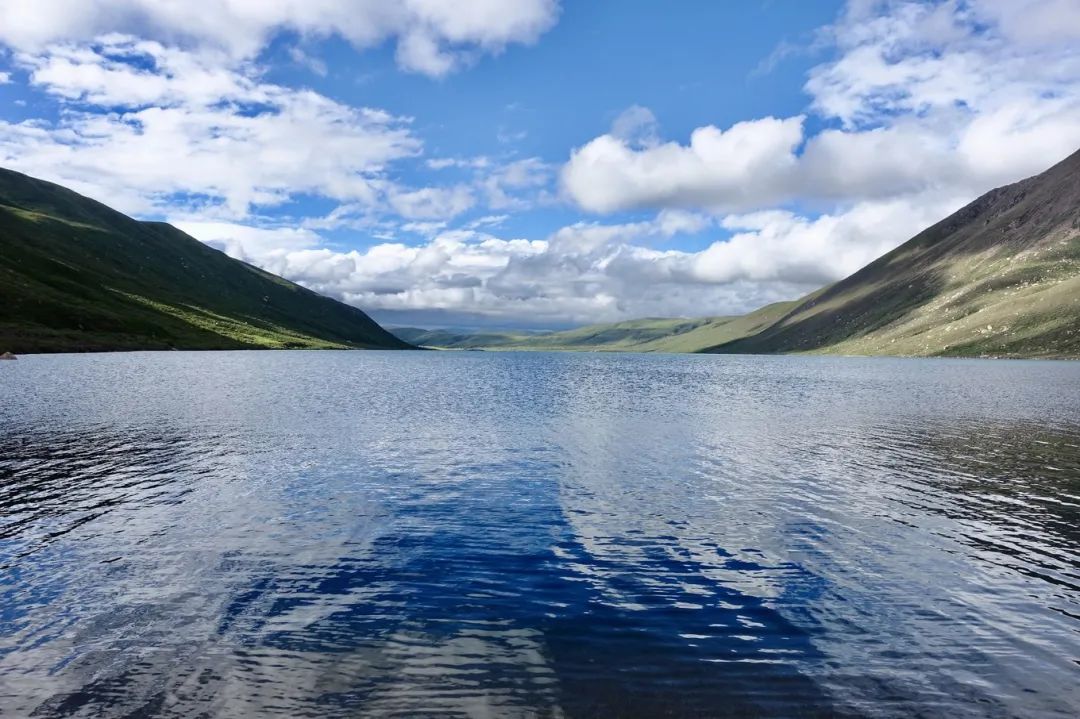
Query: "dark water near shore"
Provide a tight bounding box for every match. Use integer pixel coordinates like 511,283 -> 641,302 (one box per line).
1,351 -> 1078,718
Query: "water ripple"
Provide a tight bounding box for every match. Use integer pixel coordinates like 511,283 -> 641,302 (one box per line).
0,351 -> 1078,717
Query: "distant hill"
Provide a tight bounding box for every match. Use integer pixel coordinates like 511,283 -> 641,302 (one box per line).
397,148 -> 1079,359
390,327 -> 530,350
0,168 -> 412,353
390,301 -> 800,353
707,147 -> 1080,358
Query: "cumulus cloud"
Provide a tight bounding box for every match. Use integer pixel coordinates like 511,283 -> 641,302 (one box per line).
21,36 -> 257,107
544,0 -> 1080,325
4,0 -> 1078,328
481,157 -> 554,210
0,37 -> 420,216
973,0 -> 1080,45
0,30 -> 562,225
562,0 -> 1080,215
193,0 -> 1080,330
0,32 -> 561,224
0,109 -> 403,217
388,185 -> 476,220
174,221 -> 323,260
561,116 -> 805,214
806,0 -> 1080,126
0,0 -> 561,77
176,193 -> 957,327
690,194 -> 962,285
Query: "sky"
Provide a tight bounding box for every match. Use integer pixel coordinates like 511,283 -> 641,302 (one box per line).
1,1 -> 1079,329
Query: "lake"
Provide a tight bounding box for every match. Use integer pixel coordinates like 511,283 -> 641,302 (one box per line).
1,351 -> 1078,717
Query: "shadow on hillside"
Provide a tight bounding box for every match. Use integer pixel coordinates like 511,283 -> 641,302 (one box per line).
703,269 -> 948,354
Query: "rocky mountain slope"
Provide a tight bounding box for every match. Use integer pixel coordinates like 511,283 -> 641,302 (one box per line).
398,148 -> 1079,359
707,148 -> 1080,358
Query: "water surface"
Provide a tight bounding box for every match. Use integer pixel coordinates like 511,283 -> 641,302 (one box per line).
1,351 -> 1078,717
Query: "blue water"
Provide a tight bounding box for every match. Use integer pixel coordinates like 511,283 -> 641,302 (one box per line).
1,351 -> 1078,717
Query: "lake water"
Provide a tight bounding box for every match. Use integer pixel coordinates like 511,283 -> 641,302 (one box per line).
1,351 -> 1078,718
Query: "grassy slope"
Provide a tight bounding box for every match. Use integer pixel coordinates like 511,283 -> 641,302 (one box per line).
391,301 -> 801,353
0,168 -> 412,353
491,301 -> 801,352
490,317 -> 718,352
393,149 -> 1079,359
389,327 -> 530,349
706,148 -> 1080,358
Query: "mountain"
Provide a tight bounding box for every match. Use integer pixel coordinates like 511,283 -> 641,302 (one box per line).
391,301 -> 800,353
396,148 -> 1079,359
389,327 -> 531,350
0,168 -> 412,353
706,147 -> 1080,358
13,144 -> 1074,358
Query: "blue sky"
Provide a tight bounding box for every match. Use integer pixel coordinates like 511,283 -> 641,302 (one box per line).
1,0 -> 1078,328
293,1 -> 840,245
251,1 -> 841,249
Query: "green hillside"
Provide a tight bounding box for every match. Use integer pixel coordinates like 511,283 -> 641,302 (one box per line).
389,327 -> 531,349
0,168 -> 412,353
395,148 -> 1079,359
10,143 -> 1075,359
391,301 -> 800,353
707,148 -> 1080,358
495,317 -> 719,352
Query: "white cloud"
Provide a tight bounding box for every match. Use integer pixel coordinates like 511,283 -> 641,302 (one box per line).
394,29 -> 458,78
610,105 -> 660,148
0,32 -> 560,227
0,72 -> 10,84
4,0 -> 1078,329
806,0 -> 1080,126
562,0 -> 1080,216
0,27 -> 557,224
0,37 -> 423,217
655,209 -> 711,237
543,0 -> 1080,326
465,214 -> 509,229
426,156 -> 491,170
690,193 -> 964,285
0,101 -> 415,217
287,46 -> 328,77
0,0 -> 561,77
21,36 -> 255,107
481,157 -> 553,210
972,0 -> 1080,45
387,185 -> 476,220
174,221 -> 322,260
400,221 -> 447,235
175,193 -> 956,327
561,116 -> 805,213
